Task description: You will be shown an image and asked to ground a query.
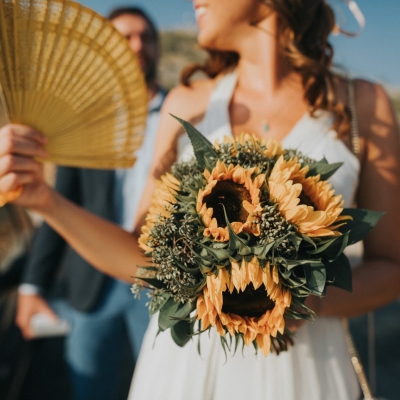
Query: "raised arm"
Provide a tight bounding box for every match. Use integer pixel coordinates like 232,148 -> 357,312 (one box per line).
0,125 -> 143,281
0,82 -> 211,282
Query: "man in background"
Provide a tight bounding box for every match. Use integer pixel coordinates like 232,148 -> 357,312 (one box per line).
15,7 -> 166,400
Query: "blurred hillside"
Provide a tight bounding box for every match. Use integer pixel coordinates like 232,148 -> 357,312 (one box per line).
0,30 -> 399,124
158,30 -> 206,90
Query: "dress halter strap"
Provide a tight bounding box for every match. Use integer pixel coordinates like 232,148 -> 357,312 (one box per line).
348,79 -> 361,156
201,70 -> 238,136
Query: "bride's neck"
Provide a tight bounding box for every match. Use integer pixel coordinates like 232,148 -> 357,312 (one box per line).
235,15 -> 298,96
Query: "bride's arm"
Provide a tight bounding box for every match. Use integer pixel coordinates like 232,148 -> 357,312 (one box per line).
0,82 -> 211,282
0,121 -> 174,281
316,81 -> 400,318
0,89 -> 180,281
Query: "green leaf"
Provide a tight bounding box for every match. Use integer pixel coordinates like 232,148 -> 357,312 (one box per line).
238,243 -> 253,256
171,320 -> 194,347
304,265 -> 326,295
309,232 -> 349,259
222,206 -> 249,252
158,298 -> 195,331
325,253 -> 353,293
201,245 -> 230,262
174,260 -> 201,273
288,234 -> 302,252
199,264 -> 213,275
339,208 -> 384,245
179,279 -> 206,294
137,266 -> 158,272
149,293 -> 170,316
170,114 -> 219,170
306,162 -> 343,180
324,232 -> 349,259
285,258 -> 324,271
251,241 -> 275,259
307,237 -> 337,255
135,277 -> 165,290
300,234 -> 317,249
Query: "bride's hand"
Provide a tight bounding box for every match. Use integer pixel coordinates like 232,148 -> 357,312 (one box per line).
0,124 -> 52,211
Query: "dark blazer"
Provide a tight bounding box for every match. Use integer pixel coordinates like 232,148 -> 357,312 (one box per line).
22,166 -> 116,312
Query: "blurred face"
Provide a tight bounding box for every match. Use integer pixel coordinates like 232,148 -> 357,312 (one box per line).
111,14 -> 158,83
193,0 -> 266,50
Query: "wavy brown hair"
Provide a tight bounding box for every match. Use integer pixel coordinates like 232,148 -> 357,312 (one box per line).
181,0 -> 351,137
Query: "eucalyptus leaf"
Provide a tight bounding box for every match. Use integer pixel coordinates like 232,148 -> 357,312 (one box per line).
170,114 -> 219,170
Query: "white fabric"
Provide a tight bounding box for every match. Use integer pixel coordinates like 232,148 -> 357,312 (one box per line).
129,71 -> 361,400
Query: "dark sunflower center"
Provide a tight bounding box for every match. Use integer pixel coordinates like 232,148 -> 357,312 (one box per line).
222,283 -> 275,318
203,180 -> 252,227
299,191 -> 316,209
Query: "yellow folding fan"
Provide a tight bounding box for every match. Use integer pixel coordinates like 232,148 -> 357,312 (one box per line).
0,0 -> 148,205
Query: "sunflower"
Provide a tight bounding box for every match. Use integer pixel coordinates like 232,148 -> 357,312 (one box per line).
197,161 -> 265,242
139,173 -> 181,253
196,257 -> 291,356
268,156 -> 347,236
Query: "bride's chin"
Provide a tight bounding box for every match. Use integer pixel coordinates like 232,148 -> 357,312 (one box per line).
197,32 -> 234,53
197,31 -> 213,48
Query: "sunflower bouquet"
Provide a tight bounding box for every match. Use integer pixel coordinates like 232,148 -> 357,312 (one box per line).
133,116 -> 382,356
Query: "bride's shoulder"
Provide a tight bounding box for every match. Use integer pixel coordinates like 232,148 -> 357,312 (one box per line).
334,75 -> 394,123
152,77 -> 218,157
161,77 -> 216,124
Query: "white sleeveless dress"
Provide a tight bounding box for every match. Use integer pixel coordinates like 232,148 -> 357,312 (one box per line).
128,71 -> 361,400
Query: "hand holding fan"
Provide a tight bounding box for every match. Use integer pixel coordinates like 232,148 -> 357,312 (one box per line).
0,0 -> 148,205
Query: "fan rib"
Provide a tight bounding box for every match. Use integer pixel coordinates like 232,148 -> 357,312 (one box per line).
0,1 -> 15,120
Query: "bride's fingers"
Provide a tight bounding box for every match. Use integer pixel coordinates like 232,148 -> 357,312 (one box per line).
0,155 -> 43,176
285,318 -> 306,332
0,172 -> 38,193
0,125 -> 48,158
0,124 -> 47,144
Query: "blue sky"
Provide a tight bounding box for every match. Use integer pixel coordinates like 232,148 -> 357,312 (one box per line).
79,0 -> 400,86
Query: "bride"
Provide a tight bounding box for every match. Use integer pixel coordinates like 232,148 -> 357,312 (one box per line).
1,0 -> 399,399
